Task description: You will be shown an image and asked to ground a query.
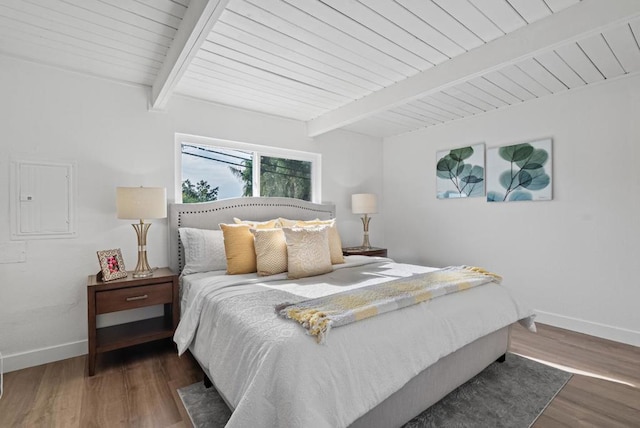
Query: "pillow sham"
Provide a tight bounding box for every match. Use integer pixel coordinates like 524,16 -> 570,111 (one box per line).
219,223 -> 257,274
283,226 -> 332,279
252,228 -> 288,276
178,228 -> 226,275
233,218 -> 278,229
295,219 -> 345,265
278,217 -> 298,228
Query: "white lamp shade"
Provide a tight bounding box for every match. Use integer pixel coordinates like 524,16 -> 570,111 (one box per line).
116,187 -> 167,220
352,193 -> 378,214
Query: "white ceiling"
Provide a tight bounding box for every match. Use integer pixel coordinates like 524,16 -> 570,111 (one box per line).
1,0 -> 639,138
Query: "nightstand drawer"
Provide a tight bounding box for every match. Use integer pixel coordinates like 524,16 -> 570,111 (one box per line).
96,282 -> 173,314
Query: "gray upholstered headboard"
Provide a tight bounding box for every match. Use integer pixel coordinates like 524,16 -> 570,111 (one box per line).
168,197 -> 336,274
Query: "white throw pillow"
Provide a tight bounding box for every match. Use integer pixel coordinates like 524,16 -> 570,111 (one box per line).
295,219 -> 345,265
179,228 -> 226,275
283,226 -> 332,279
252,228 -> 288,276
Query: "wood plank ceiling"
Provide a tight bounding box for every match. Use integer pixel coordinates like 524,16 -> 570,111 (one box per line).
1,0 -> 640,138
0,0 -> 188,85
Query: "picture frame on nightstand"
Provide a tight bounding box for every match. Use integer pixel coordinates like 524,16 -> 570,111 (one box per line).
96,248 -> 128,281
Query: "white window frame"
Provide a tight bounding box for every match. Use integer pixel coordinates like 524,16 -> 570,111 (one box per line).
175,133 -> 322,203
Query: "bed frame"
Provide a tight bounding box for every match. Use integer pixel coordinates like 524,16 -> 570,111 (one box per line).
168,197 -> 509,428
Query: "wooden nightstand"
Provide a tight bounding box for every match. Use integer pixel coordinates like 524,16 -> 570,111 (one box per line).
87,267 -> 179,376
342,247 -> 388,258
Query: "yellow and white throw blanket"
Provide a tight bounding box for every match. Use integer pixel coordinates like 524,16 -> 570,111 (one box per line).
276,266 -> 502,343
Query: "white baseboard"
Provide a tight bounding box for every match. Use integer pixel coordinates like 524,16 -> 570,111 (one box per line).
2,340 -> 87,373
535,310 -> 640,347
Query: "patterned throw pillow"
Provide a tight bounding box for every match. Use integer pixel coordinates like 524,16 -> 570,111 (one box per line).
178,228 -> 227,275
283,226 -> 332,279
252,228 -> 288,276
295,219 -> 345,265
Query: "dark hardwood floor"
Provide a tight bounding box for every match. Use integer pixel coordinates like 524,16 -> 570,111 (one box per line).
1,323 -> 638,427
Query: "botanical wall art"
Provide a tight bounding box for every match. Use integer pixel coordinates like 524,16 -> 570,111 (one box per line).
486,138 -> 552,202
436,143 -> 485,199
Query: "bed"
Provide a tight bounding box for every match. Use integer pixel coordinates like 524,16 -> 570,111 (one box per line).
169,197 -> 535,428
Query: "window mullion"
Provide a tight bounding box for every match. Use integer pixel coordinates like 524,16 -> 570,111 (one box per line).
252,152 -> 261,197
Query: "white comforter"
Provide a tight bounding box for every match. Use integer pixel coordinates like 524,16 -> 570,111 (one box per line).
174,257 -> 535,428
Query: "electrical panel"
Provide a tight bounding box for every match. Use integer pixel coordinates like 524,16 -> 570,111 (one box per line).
10,158 -> 76,239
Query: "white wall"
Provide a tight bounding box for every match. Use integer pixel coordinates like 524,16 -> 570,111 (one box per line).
0,55 -> 383,372
383,74 -> 640,346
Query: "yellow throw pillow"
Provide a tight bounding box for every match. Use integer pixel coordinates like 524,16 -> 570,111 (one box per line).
283,226 -> 332,279
252,228 -> 288,276
219,223 -> 257,274
233,218 -> 278,229
295,219 -> 345,265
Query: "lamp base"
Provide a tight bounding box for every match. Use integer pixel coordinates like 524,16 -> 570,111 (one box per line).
131,221 -> 154,278
360,214 -> 372,250
132,269 -> 153,278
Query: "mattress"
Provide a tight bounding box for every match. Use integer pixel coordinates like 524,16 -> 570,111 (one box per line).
174,256 -> 535,428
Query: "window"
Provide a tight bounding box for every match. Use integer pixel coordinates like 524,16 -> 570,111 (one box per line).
175,134 -> 321,203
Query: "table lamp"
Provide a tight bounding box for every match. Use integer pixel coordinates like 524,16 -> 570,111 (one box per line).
352,193 -> 378,250
116,186 -> 167,278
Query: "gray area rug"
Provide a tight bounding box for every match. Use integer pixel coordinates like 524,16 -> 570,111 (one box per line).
178,353 -> 571,428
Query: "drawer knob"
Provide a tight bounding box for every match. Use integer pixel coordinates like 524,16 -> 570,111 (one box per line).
126,294 -> 148,302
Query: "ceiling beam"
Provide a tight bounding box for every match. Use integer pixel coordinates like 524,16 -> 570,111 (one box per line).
149,0 -> 230,111
306,0 -> 640,137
